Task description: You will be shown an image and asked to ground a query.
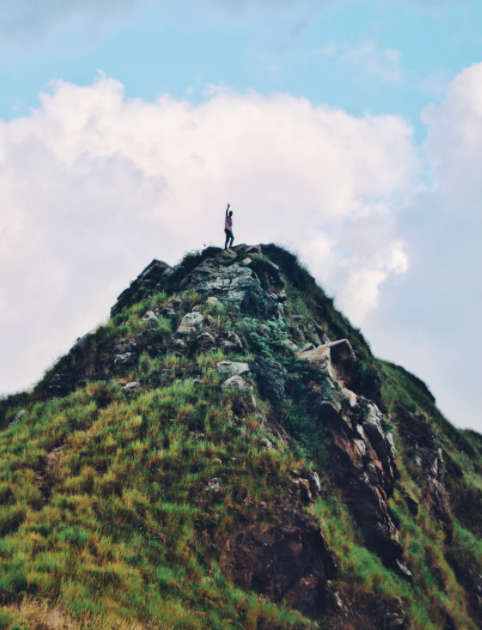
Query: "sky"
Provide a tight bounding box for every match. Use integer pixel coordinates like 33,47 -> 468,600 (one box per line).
0,0 -> 481,433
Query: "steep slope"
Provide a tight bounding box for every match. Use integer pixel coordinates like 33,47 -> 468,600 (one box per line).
0,244 -> 480,630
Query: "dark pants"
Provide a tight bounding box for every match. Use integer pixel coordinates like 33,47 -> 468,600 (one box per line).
224,229 -> 234,249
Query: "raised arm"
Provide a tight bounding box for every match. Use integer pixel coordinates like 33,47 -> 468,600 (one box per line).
225,203 -> 230,217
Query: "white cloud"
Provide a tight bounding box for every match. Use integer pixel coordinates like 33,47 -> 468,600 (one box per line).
423,62 -> 482,197
337,239 -> 409,322
364,62 -> 482,431
0,76 -> 418,394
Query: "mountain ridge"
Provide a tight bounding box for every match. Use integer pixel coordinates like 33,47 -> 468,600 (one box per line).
0,243 -> 480,630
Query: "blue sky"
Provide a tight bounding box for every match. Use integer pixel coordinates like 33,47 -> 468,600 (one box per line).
1,0 -> 482,433
2,0 -> 481,136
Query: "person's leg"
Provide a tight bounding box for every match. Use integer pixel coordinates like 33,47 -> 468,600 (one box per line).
229,232 -> 234,248
224,229 -> 229,250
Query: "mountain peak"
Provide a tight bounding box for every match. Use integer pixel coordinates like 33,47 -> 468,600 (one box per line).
0,243 -> 480,630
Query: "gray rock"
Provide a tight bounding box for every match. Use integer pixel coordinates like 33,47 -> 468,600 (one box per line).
9,409 -> 27,428
240,257 -> 252,266
221,331 -> 243,352
386,432 -> 396,456
197,331 -> 217,350
222,375 -> 252,392
177,311 -> 204,335
308,471 -> 322,495
161,307 -> 177,320
332,591 -> 344,611
206,478 -> 221,492
251,356 -> 285,401
113,352 -> 134,367
142,310 -> 158,322
354,439 -> 367,456
111,259 -> 172,317
289,473 -> 313,504
277,289 -> 287,302
221,249 -> 237,259
217,361 -> 250,377
207,296 -> 221,306
260,437 -> 273,449
394,559 -> 413,582
171,338 -> 187,354
122,381 -> 140,392
187,260 -> 277,317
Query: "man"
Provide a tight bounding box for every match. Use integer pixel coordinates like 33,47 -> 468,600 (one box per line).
224,203 -> 234,249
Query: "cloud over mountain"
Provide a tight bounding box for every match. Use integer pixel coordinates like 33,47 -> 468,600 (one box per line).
0,75 -> 418,395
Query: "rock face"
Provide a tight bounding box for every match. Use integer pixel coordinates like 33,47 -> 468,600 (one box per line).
297,342 -> 411,578
396,406 -> 453,541
220,510 -> 336,619
188,259 -> 279,317
111,259 -> 172,316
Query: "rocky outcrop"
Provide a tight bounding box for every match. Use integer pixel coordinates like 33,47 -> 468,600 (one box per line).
176,311 -> 204,335
251,355 -> 286,402
330,592 -> 411,630
216,361 -> 250,377
111,259 -> 172,316
220,509 -> 336,619
297,339 -> 356,386
330,403 -> 410,578
187,258 -> 279,317
446,550 -> 482,625
298,341 -> 411,579
396,406 -> 453,541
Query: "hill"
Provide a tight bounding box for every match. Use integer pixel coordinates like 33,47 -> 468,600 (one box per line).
0,243 -> 480,629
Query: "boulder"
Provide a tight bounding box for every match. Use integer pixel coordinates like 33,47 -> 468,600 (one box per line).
221,331 -> 243,352
222,375 -> 256,414
113,352 -> 135,368
177,311 -> 204,335
121,381 -> 140,392
251,356 -> 285,401
222,375 -> 252,392
196,331 -> 217,350
297,338 -> 355,386
216,361 -> 250,377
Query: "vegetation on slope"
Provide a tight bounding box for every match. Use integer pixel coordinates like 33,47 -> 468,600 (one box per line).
0,244 -> 480,630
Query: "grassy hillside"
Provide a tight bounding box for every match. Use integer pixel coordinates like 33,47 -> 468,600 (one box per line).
0,244 -> 480,629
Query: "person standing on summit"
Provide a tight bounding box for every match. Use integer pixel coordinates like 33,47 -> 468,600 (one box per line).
224,203 -> 234,249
